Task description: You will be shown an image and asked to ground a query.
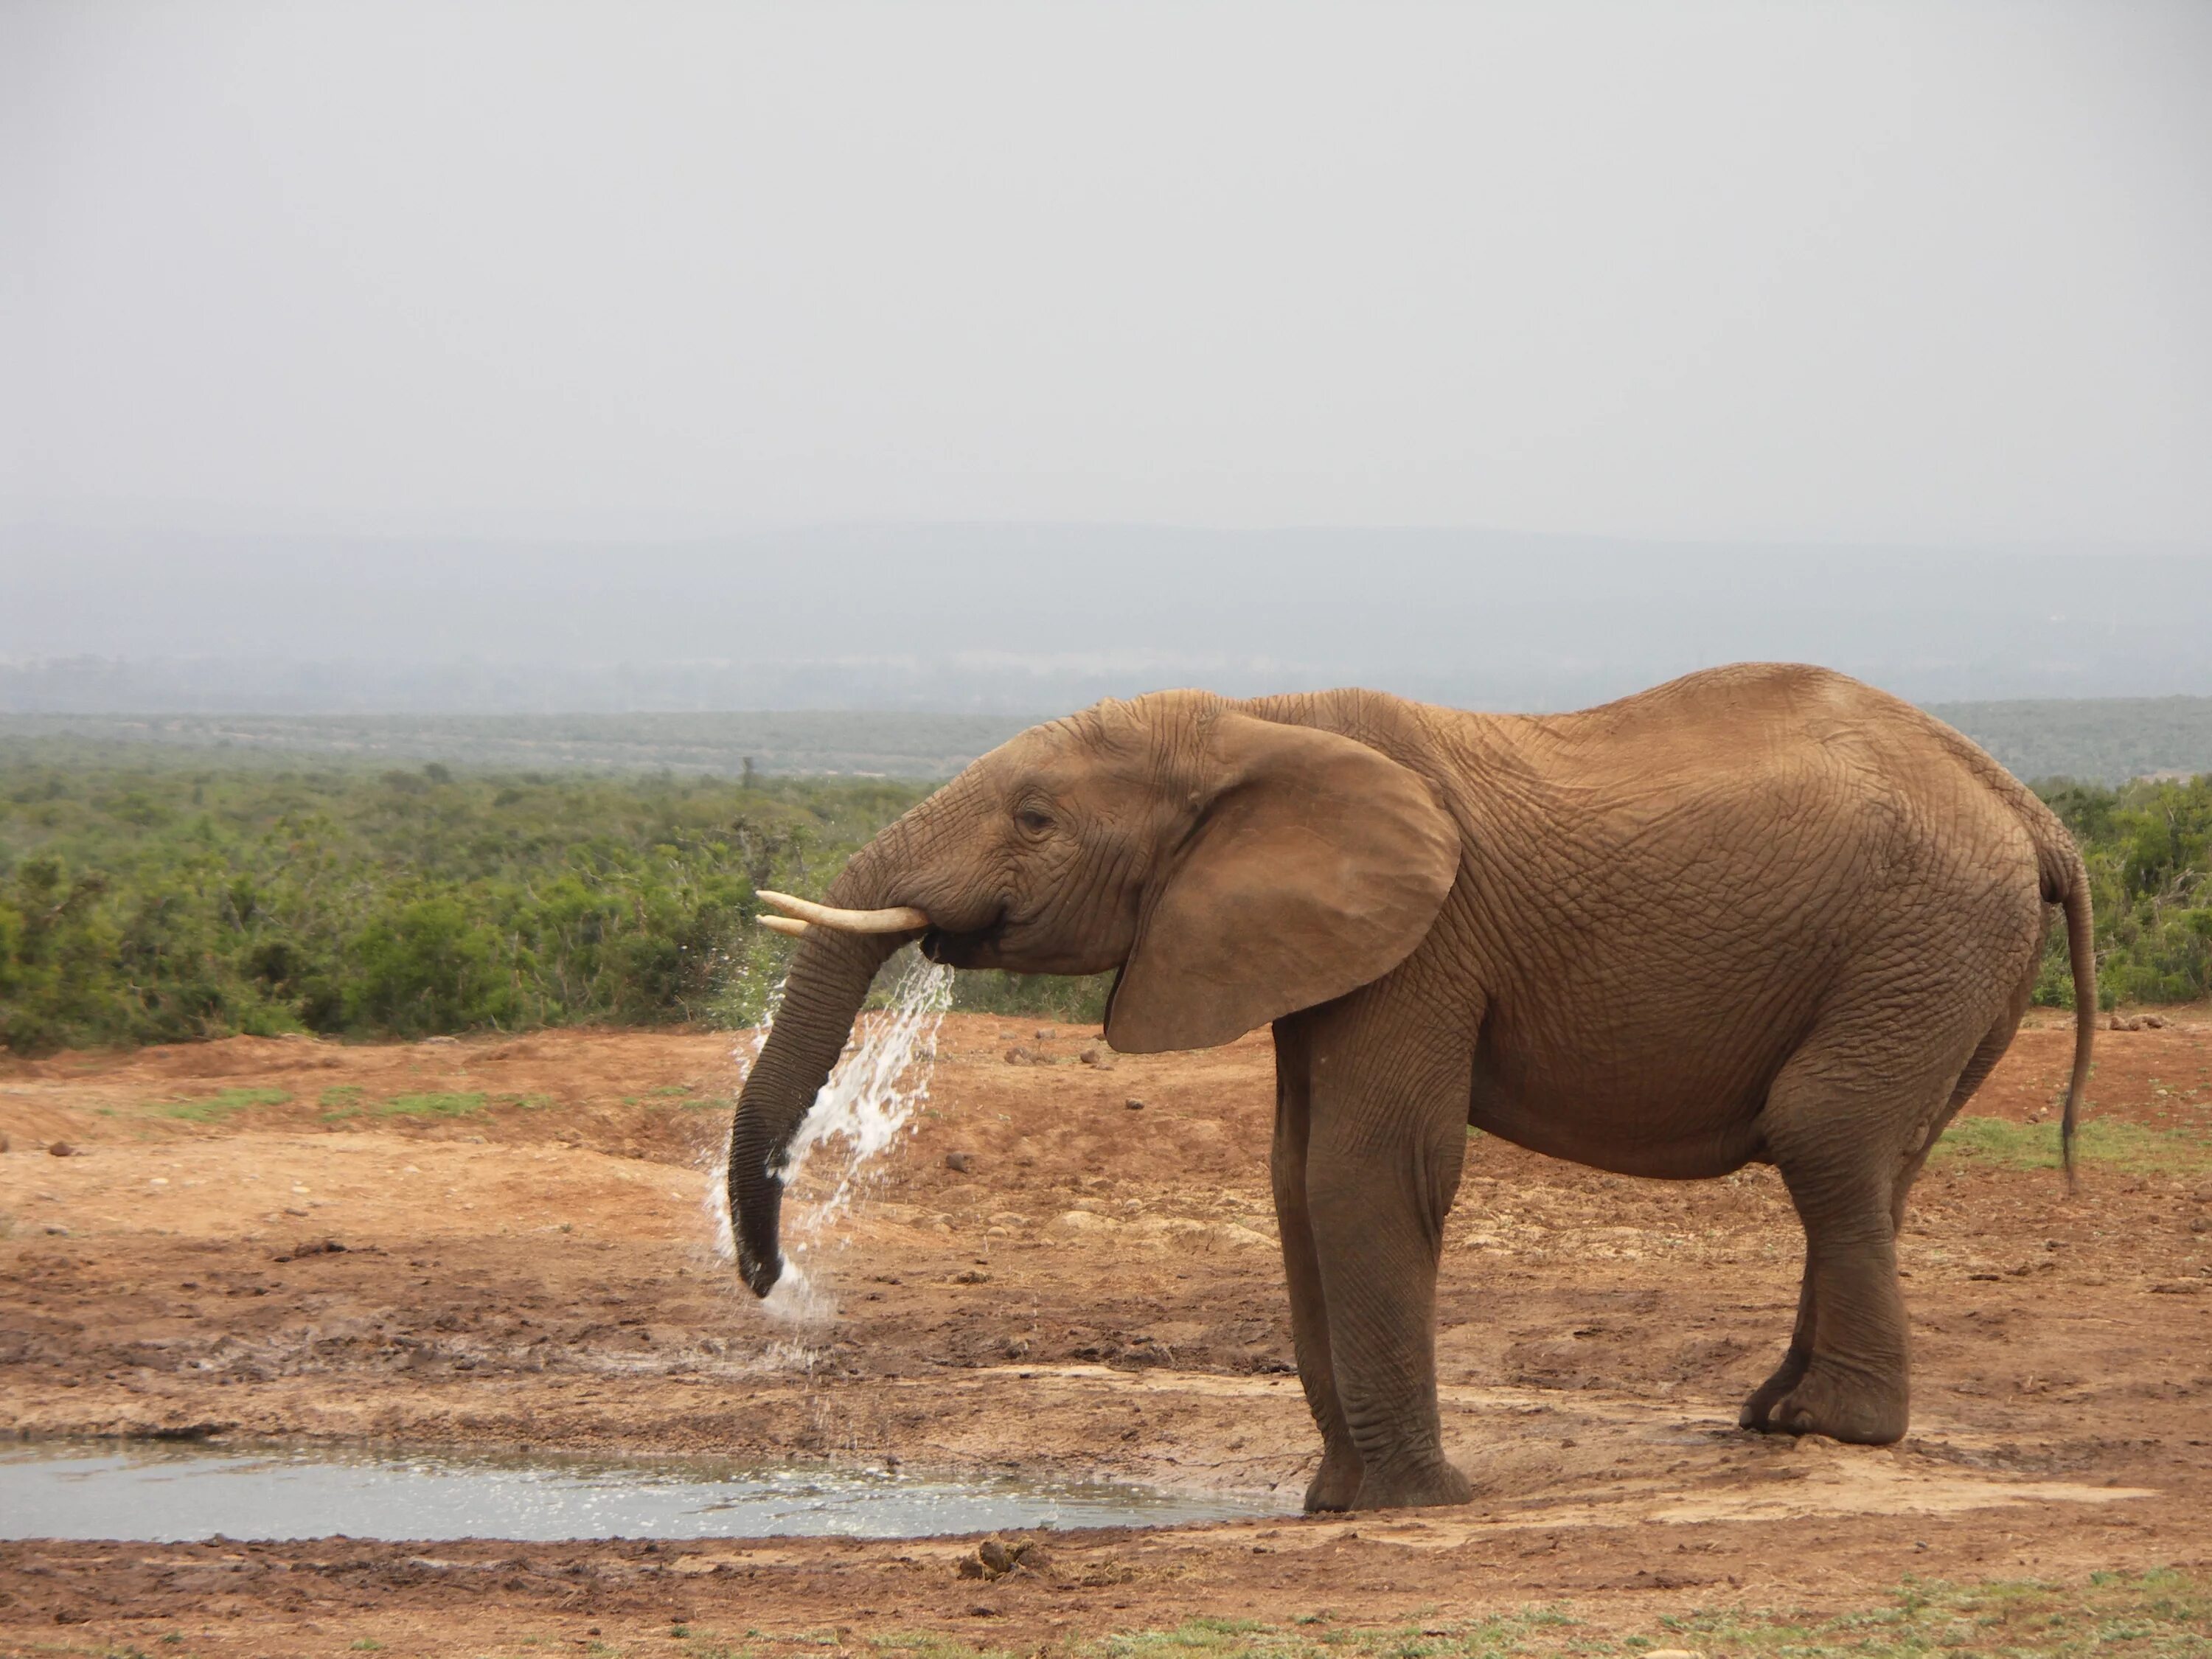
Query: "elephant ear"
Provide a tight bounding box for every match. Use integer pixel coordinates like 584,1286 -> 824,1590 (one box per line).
1105,712 -> 1458,1054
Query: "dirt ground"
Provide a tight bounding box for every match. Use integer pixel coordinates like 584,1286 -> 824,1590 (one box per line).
2,1006 -> 2210,1658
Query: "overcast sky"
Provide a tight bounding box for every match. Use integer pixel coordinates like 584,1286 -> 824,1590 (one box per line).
6,1 -> 2210,547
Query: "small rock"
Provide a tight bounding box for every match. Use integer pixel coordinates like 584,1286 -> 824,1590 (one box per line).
46,1141 -> 74,1158
1079,1047 -> 1114,1069
0,1132 -> 10,1152
1034,1028 -> 1055,1041
43,1224 -> 69,1236
945,1150 -> 974,1174
951,1268 -> 992,1284
1004,1046 -> 1036,1065
1124,1097 -> 1145,1111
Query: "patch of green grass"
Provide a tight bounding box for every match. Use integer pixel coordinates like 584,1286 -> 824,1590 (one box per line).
1934,1114 -> 2212,1175
495,1091 -> 557,1110
376,1091 -> 488,1119
860,1635 -> 1021,1659
319,1084 -> 366,1121
650,1083 -> 695,1098
880,1570 -> 2212,1659
158,1086 -> 291,1122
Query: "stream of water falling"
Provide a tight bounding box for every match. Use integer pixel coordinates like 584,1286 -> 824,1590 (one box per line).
704,950 -> 954,1323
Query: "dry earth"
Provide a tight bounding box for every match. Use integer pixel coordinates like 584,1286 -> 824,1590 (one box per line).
2,1008 -> 2210,1657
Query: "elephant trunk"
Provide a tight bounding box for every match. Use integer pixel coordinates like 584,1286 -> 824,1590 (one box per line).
727,837 -> 922,1298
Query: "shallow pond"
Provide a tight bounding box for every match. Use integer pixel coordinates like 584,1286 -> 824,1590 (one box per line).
0,1441 -> 1273,1543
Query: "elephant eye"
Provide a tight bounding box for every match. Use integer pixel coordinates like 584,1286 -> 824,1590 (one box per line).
1016,807 -> 1054,835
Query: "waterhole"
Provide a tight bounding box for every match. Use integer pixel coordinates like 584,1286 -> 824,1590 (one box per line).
0,1441 -> 1271,1542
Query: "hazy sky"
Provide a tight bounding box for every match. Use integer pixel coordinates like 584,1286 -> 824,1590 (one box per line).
4,1 -> 2209,546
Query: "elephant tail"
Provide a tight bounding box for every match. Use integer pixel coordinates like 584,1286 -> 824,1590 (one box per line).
2039,835 -> 2096,1191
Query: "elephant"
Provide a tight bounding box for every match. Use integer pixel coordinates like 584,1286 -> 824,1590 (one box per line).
728,662 -> 2095,1512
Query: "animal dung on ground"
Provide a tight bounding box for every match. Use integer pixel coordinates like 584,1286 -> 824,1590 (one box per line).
1124,1097 -> 1146,1110
46,1141 -> 74,1158
957,1535 -> 1043,1580
945,1150 -> 974,1173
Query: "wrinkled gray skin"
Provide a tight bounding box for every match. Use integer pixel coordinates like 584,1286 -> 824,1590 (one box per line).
729,665 -> 2095,1512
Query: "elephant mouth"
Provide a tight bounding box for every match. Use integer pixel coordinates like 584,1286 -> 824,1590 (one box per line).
919,907 -> 1009,967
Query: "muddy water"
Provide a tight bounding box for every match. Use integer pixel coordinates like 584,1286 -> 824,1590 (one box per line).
0,1441 -> 1273,1542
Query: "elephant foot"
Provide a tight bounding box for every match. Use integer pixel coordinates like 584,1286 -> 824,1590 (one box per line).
1352,1456 -> 1473,1512
1738,1346 -> 1811,1431
1744,1357 -> 1907,1445
1302,1445 -> 1363,1513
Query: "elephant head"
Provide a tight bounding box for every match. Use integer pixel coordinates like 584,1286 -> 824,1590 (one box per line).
727,691 -> 1459,1298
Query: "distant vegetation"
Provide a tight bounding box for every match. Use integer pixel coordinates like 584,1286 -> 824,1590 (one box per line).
0,754 -> 1107,1056
0,711 -> 1031,781
0,738 -> 2203,1057
7,695 -> 2212,786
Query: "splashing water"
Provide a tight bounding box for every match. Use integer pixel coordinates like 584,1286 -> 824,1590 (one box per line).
703,951 -> 954,1324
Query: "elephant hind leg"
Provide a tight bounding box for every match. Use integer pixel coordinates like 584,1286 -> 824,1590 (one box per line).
1740,1009 -> 2022,1433
1739,1259 -> 1815,1432
1741,1020 -> 2002,1445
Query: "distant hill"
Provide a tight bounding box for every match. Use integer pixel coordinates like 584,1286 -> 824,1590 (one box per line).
1922,698 -> 2212,785
0,710 -> 1032,780
4,695 -> 2209,785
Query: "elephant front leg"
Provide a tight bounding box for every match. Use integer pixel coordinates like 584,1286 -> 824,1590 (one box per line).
1270,1015 -> 1361,1511
1302,1015 -> 1476,1510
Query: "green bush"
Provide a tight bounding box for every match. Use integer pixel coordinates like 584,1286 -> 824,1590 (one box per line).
0,758 -> 916,1054
2034,773 -> 2212,1007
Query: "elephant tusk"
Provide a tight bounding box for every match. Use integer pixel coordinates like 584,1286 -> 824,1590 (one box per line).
757,914 -> 810,938
754,890 -> 931,935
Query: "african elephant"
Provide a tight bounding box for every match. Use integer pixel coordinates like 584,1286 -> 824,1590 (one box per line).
728,664 -> 2094,1512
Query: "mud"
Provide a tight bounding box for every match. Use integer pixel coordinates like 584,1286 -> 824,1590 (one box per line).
2,1011 -> 2210,1655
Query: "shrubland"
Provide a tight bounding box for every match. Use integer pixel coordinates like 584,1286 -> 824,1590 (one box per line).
1,750 -> 2202,1055
0,753 -> 1106,1055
